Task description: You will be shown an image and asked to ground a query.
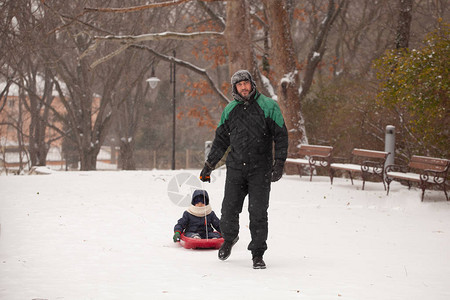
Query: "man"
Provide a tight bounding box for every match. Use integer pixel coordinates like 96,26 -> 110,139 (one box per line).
200,70 -> 288,269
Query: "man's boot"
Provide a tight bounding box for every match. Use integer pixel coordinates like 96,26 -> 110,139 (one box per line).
218,236 -> 239,260
252,256 -> 266,269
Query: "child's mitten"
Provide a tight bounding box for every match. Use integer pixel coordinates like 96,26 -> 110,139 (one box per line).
173,231 -> 181,242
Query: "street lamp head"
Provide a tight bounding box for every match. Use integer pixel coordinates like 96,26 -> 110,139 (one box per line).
146,76 -> 160,89
146,66 -> 160,89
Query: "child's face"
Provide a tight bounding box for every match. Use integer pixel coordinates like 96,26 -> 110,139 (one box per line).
195,202 -> 205,207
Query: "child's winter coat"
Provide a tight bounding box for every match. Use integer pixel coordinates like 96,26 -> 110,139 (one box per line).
174,190 -> 221,238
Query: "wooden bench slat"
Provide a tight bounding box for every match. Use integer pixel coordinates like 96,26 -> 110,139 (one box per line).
298,145 -> 332,157
409,161 -> 448,172
352,148 -> 389,159
409,156 -> 449,172
411,155 -> 449,166
286,158 -> 310,165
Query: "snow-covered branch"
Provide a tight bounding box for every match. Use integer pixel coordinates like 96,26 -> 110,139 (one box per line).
94,31 -> 224,43
88,43 -> 130,69
84,0 -> 226,14
84,0 -> 191,13
196,0 -> 226,29
83,31 -> 224,69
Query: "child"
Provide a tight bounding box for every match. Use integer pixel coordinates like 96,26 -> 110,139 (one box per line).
173,189 -> 221,242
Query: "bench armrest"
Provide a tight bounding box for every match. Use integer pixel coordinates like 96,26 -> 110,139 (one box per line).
361,160 -> 385,174
309,155 -> 332,167
419,170 -> 448,184
385,164 -> 409,174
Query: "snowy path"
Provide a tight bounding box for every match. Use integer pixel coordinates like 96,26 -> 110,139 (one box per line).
1,170 -> 449,300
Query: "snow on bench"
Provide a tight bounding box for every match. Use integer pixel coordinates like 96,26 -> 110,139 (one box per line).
330,148 -> 389,190
385,155 -> 449,201
285,145 -> 333,181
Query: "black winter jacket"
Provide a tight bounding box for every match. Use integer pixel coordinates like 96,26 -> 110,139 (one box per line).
174,210 -> 221,235
207,90 -> 288,170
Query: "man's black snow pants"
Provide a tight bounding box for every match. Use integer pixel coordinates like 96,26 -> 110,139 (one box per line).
220,165 -> 271,257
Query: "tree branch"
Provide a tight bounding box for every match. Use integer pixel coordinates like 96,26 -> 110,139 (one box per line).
196,0 -> 226,29
84,0 -> 226,13
300,0 -> 346,100
94,31 -> 224,43
89,43 -> 131,69
83,31 -> 224,69
84,0 -> 191,13
131,44 -> 230,105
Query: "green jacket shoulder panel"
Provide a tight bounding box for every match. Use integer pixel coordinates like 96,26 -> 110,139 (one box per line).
255,93 -> 285,128
217,100 -> 239,127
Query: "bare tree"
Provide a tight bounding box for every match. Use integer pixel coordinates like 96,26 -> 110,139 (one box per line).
0,0 -> 60,167
112,54 -> 154,170
261,0 -> 345,153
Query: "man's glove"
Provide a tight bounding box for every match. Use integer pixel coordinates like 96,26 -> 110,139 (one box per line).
173,231 -> 181,242
271,160 -> 285,182
199,162 -> 213,182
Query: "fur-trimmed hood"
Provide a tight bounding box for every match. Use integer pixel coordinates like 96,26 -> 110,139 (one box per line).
231,69 -> 257,103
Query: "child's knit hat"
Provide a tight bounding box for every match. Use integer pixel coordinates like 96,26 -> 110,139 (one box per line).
191,189 -> 209,205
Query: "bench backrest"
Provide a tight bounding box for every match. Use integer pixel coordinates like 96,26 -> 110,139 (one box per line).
352,148 -> 389,159
298,145 -> 333,157
409,155 -> 450,172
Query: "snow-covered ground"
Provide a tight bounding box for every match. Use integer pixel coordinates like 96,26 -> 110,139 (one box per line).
1,169 -> 449,300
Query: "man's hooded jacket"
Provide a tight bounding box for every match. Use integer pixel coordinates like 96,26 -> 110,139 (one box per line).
207,70 -> 288,170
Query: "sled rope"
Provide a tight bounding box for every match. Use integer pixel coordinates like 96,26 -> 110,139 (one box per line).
202,188 -> 209,240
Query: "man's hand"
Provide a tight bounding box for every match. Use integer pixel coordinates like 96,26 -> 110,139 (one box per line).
199,162 -> 213,182
271,160 -> 285,182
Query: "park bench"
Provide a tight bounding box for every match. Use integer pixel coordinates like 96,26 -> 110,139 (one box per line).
385,155 -> 449,201
285,144 -> 333,181
330,148 -> 390,190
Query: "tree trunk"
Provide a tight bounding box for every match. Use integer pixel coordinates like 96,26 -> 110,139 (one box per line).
224,0 -> 253,74
119,140 -> 136,170
27,70 -> 54,167
262,0 -> 307,154
224,0 -> 268,96
395,0 -> 413,49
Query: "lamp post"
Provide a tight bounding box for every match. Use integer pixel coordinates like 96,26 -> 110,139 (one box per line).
146,66 -> 160,170
170,50 -> 176,170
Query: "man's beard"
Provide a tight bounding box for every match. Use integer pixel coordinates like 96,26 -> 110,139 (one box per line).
240,91 -> 250,99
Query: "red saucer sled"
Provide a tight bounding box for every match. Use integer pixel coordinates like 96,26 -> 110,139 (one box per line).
179,233 -> 224,249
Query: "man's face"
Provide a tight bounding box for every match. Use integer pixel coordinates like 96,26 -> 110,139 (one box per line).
236,80 -> 252,98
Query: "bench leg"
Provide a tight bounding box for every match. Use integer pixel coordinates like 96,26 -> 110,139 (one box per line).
385,178 -> 392,195
296,165 -> 302,179
361,172 -> 367,190
308,164 -> 314,182
348,171 -> 354,185
382,178 -> 387,191
419,180 -> 428,202
444,185 -> 449,201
